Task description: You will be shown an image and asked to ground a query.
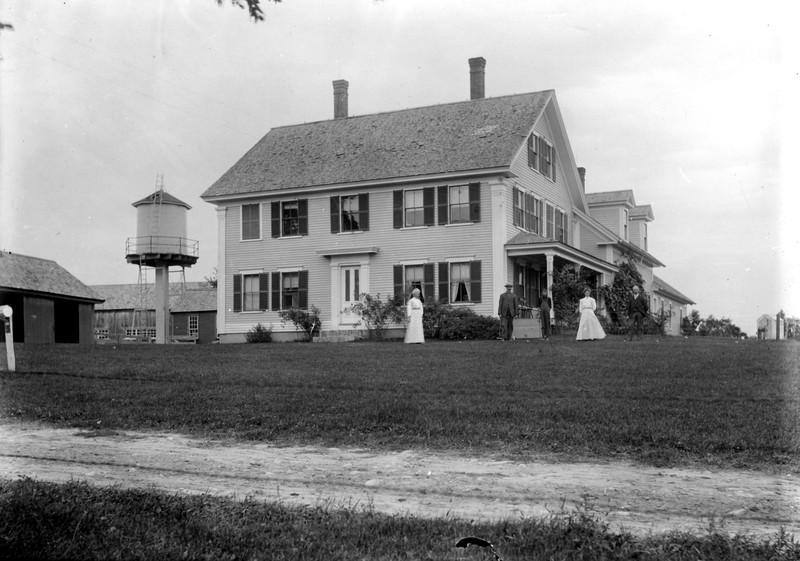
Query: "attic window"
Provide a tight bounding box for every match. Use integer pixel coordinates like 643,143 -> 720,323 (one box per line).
527,134 -> 557,181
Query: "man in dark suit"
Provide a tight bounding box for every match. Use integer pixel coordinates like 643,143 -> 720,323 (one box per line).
627,285 -> 649,341
539,289 -> 552,339
497,284 -> 518,340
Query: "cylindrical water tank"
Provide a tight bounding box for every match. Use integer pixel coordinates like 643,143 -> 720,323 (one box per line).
132,191 -> 192,256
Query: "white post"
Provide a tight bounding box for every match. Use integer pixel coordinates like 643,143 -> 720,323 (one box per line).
155,267 -> 169,344
545,252 -> 555,322
1,305 -> 15,372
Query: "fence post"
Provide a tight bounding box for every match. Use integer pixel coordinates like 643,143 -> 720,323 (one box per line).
1,305 -> 15,372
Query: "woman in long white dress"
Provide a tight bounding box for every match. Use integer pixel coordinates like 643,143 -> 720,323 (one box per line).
576,287 -> 606,341
404,288 -> 425,344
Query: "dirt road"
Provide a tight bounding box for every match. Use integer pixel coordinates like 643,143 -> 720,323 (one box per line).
1,423 -> 797,538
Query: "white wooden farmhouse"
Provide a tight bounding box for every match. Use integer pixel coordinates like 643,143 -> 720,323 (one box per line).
202,58 -> 692,342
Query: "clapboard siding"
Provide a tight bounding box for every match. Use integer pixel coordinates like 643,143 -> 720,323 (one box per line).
221,182 -> 498,332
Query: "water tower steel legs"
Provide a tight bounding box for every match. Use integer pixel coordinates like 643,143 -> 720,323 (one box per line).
155,266 -> 169,344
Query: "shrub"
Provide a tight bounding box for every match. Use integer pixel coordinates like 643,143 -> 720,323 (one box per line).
350,293 -> 405,340
422,302 -> 500,340
245,323 -> 272,343
278,306 -> 321,341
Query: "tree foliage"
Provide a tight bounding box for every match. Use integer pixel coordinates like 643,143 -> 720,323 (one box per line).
598,255 -> 646,326
216,0 -> 280,22
549,266 -> 586,329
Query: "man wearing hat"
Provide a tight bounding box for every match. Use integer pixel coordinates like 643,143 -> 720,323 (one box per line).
497,283 -> 519,340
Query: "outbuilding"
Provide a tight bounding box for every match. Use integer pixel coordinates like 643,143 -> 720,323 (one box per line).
0,251 -> 103,344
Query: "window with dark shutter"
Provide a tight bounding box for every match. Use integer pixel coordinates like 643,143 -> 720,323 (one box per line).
271,202 -> 280,238
393,191 -> 403,229
438,262 -> 449,303
298,199 -> 309,235
437,186 -> 448,225
330,196 -> 340,233
233,274 -> 242,312
259,273 -> 270,310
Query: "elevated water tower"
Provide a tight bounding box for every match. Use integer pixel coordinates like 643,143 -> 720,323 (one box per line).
126,179 -> 199,343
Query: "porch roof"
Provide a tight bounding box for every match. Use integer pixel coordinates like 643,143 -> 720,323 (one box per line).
505,233 -> 618,275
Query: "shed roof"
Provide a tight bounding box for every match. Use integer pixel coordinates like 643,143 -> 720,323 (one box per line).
652,275 -> 694,305
0,251 -> 103,302
92,282 -> 216,312
202,91 -> 552,199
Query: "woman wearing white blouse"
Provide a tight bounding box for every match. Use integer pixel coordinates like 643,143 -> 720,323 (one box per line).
576,287 -> 606,341
404,288 -> 425,344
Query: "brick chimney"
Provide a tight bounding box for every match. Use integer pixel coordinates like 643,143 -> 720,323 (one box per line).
468,57 -> 486,100
577,167 -> 586,191
333,79 -> 349,119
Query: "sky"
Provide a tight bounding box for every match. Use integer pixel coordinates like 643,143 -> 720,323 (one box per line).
0,0 -> 797,334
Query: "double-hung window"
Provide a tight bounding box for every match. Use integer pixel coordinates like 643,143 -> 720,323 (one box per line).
232,272 -> 269,312
241,203 -> 260,240
393,263 -> 434,302
437,183 -> 480,225
623,209 -> 629,240
271,270 -> 309,310
437,260 -> 482,304
331,194 -> 369,233
527,134 -> 557,181
271,200 -> 308,237
556,209 -> 568,243
188,315 -> 199,338
393,187 -> 436,228
546,203 -> 556,239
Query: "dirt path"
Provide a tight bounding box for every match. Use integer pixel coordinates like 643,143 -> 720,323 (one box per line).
1,423 -> 797,538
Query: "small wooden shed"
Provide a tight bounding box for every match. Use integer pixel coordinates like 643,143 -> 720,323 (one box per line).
0,251 -> 104,344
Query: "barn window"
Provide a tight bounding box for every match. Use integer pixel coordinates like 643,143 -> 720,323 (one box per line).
188,315 -> 199,337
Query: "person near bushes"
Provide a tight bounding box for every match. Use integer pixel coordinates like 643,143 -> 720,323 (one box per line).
626,284 -> 649,341
576,287 -> 606,341
404,288 -> 425,344
538,289 -> 552,339
497,283 -> 518,341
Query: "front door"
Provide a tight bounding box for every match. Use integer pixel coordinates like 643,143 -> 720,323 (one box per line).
340,266 -> 361,324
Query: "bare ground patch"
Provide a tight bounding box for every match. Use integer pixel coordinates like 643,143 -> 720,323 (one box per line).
1,423 -> 797,538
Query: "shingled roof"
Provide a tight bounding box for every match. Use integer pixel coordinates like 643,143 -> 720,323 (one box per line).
92,282 -> 216,312
585,190 -> 636,206
202,91 -> 552,199
0,251 -> 103,302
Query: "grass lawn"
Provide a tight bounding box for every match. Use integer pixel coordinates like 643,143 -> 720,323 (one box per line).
1,335 -> 799,560
1,335 -> 798,471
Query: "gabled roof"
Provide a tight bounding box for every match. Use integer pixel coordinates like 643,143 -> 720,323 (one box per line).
652,275 -> 694,305
585,190 -> 636,207
202,91 -> 553,199
132,190 -> 192,209
630,204 -> 654,221
575,211 -> 665,268
92,282 -> 216,312
0,251 -> 103,302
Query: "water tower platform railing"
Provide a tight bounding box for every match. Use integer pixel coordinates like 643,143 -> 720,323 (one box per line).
125,236 -> 199,267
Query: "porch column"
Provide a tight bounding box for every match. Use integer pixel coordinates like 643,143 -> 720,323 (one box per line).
545,251 -> 555,321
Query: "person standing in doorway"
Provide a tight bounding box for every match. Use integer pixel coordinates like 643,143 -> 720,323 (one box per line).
497,284 -> 518,341
627,285 -> 649,341
539,290 -> 552,339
